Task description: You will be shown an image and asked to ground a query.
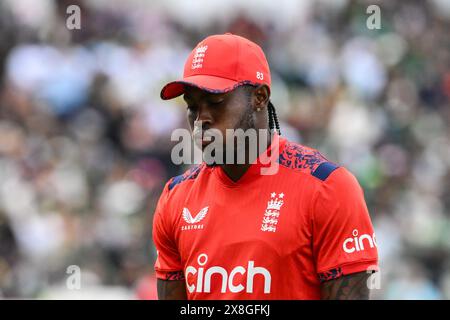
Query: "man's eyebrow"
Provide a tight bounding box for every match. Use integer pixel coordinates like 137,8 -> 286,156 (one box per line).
183,91 -> 226,102
206,91 -> 226,98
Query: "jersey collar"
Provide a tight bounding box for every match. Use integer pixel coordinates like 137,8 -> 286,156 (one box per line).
212,133 -> 286,187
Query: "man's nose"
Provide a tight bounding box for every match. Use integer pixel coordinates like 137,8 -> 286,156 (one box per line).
195,104 -> 213,127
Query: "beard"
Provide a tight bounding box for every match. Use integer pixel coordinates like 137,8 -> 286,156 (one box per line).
234,103 -> 255,132
204,102 -> 257,167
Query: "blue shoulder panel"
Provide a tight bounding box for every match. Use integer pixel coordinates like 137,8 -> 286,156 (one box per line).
311,161 -> 339,181
168,165 -> 202,191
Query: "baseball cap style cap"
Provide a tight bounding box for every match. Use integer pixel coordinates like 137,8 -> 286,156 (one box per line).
160,33 -> 271,100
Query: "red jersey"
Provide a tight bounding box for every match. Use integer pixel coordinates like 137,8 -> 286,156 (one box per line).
153,134 -> 378,299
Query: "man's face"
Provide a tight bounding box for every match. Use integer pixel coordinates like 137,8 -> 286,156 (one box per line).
183,85 -> 255,152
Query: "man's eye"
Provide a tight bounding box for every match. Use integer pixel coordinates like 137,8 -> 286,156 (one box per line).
209,99 -> 224,105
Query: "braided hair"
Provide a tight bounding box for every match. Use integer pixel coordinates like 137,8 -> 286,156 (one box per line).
268,101 -> 281,135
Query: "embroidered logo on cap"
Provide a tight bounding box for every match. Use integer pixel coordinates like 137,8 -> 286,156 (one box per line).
192,45 -> 208,70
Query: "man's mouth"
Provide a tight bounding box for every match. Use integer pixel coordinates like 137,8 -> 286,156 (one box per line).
194,135 -> 213,148
193,126 -> 216,148
193,130 -> 208,148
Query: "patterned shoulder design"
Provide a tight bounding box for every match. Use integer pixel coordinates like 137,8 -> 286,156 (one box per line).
168,164 -> 203,191
278,141 -> 339,181
318,267 -> 343,283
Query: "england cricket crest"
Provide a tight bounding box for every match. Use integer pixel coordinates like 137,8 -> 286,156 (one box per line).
261,192 -> 284,233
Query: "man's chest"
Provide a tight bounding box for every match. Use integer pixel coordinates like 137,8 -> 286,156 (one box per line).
171,186 -> 311,265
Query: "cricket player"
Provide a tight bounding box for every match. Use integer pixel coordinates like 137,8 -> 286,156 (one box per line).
153,33 -> 378,299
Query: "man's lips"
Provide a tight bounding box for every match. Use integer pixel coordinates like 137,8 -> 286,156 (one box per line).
199,139 -> 211,147
194,134 -> 213,147
193,126 -> 224,149
193,131 -> 218,149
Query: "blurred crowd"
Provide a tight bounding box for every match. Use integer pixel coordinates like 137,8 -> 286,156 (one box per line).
0,0 -> 449,299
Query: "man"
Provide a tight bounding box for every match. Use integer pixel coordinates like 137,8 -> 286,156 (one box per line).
153,33 -> 378,299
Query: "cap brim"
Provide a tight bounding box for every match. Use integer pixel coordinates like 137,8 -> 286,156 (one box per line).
160,74 -> 239,100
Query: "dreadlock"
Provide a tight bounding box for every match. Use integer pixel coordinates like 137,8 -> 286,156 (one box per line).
268,101 -> 281,135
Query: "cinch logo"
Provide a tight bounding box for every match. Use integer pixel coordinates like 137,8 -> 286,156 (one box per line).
185,253 -> 271,294
343,229 -> 377,253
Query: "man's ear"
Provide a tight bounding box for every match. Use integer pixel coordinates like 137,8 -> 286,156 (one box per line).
252,84 -> 270,112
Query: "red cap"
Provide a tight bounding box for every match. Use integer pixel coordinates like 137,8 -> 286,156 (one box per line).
160,33 -> 271,100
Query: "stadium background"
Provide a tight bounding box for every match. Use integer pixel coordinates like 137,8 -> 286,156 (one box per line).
0,0 -> 449,299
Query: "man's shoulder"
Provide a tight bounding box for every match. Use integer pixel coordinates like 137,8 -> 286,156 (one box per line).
277,138 -> 340,182
166,163 -> 205,192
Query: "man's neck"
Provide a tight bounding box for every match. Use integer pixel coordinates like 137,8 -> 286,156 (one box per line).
219,130 -> 272,182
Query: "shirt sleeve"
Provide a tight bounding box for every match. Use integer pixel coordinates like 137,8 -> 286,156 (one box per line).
312,167 -> 378,282
152,180 -> 184,280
